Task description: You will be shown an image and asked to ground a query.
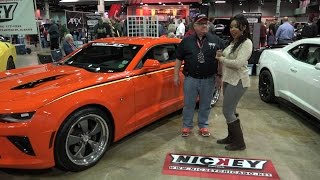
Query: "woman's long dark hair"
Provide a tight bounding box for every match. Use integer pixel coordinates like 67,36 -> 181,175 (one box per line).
229,14 -> 251,53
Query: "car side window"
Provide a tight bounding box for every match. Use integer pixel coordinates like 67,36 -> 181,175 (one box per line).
306,46 -> 320,65
289,44 -> 320,65
135,44 -> 178,69
153,44 -> 177,63
289,45 -> 304,59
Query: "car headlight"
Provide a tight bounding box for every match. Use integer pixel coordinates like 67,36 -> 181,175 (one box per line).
0,112 -> 35,122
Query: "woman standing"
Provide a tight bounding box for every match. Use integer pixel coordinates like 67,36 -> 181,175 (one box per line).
215,14 -> 253,151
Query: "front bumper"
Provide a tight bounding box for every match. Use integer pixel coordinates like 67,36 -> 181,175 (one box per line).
0,112 -> 56,169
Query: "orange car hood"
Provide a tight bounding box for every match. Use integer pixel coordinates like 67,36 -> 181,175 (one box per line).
0,63 -> 123,112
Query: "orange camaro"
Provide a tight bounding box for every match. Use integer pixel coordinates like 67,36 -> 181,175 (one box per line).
0,37 -> 184,171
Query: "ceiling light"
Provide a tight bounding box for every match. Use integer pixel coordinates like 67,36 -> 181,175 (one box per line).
215,0 -> 226,3
59,0 -> 80,2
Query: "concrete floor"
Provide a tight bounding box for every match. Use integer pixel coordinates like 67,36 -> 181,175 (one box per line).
1,46 -> 320,180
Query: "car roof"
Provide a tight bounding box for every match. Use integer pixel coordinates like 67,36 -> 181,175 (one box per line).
283,37 -> 320,50
94,37 -> 181,46
292,37 -> 320,45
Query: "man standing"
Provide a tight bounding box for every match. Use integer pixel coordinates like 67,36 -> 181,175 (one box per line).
267,18 -> 277,46
94,19 -> 111,39
301,17 -> 319,38
275,17 -> 294,45
176,19 -> 185,39
260,22 -> 267,47
48,20 -> 60,50
174,14 -> 225,137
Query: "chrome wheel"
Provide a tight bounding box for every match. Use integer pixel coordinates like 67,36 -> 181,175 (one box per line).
65,114 -> 109,166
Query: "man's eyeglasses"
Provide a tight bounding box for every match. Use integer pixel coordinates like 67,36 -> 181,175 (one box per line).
195,22 -> 209,26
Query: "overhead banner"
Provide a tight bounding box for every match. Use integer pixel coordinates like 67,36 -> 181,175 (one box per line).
0,0 -> 37,35
66,10 -> 85,30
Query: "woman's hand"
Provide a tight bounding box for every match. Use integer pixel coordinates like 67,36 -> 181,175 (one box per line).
215,55 -> 223,61
216,49 -> 223,61
216,49 -> 223,57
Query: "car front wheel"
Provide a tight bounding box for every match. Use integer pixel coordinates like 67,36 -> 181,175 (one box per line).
54,107 -> 112,172
259,70 -> 275,103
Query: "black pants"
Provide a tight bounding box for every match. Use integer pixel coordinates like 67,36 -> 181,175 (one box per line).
50,38 -> 59,50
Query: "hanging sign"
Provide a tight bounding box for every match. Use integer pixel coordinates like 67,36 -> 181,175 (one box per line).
66,10 -> 85,30
0,0 -> 37,35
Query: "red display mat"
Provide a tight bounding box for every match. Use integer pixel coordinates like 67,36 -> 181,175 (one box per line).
162,153 -> 280,180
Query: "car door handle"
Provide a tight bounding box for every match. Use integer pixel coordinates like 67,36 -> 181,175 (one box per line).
290,67 -> 297,73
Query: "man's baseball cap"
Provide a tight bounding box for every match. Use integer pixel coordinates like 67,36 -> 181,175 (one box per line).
194,14 -> 208,23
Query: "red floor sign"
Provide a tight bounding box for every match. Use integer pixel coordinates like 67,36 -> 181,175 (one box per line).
162,153 -> 280,180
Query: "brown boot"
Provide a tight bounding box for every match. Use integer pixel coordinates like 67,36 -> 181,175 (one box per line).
225,119 -> 246,151
217,124 -> 232,144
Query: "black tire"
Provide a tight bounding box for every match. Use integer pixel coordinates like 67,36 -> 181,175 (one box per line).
6,57 -> 15,70
54,107 -> 112,172
259,70 -> 276,103
210,87 -> 221,108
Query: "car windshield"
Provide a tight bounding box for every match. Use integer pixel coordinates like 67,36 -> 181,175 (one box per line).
63,43 -> 142,72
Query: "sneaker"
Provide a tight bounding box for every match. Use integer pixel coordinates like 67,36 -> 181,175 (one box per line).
199,128 -> 211,137
181,128 -> 191,137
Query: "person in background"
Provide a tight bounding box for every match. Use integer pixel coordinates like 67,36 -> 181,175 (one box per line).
59,24 -> 69,44
215,14 -> 253,151
176,19 -> 185,39
184,23 -> 195,38
260,22 -> 267,47
174,14 -> 225,137
301,16 -> 318,38
275,17 -> 294,45
17,34 -> 25,45
48,20 -> 60,50
167,23 -> 177,38
111,18 -> 122,37
39,25 -> 47,48
158,22 -> 166,37
122,19 -> 127,36
63,34 -> 77,56
267,18 -> 277,46
208,17 -> 215,35
94,19 -> 111,39
71,29 -> 79,42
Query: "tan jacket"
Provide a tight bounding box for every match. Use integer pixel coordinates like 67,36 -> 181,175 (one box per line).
220,39 -> 253,88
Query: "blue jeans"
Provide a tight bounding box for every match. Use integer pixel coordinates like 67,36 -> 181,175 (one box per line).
41,37 -> 47,48
182,76 -> 215,129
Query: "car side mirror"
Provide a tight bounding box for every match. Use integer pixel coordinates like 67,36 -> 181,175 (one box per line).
315,63 -> 320,70
142,59 -> 160,69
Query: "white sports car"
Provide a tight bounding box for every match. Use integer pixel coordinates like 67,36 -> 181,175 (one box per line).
258,38 -> 320,120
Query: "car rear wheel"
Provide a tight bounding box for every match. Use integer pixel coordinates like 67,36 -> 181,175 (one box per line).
6,57 -> 15,70
259,70 -> 275,103
210,87 -> 221,107
54,107 -> 112,172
